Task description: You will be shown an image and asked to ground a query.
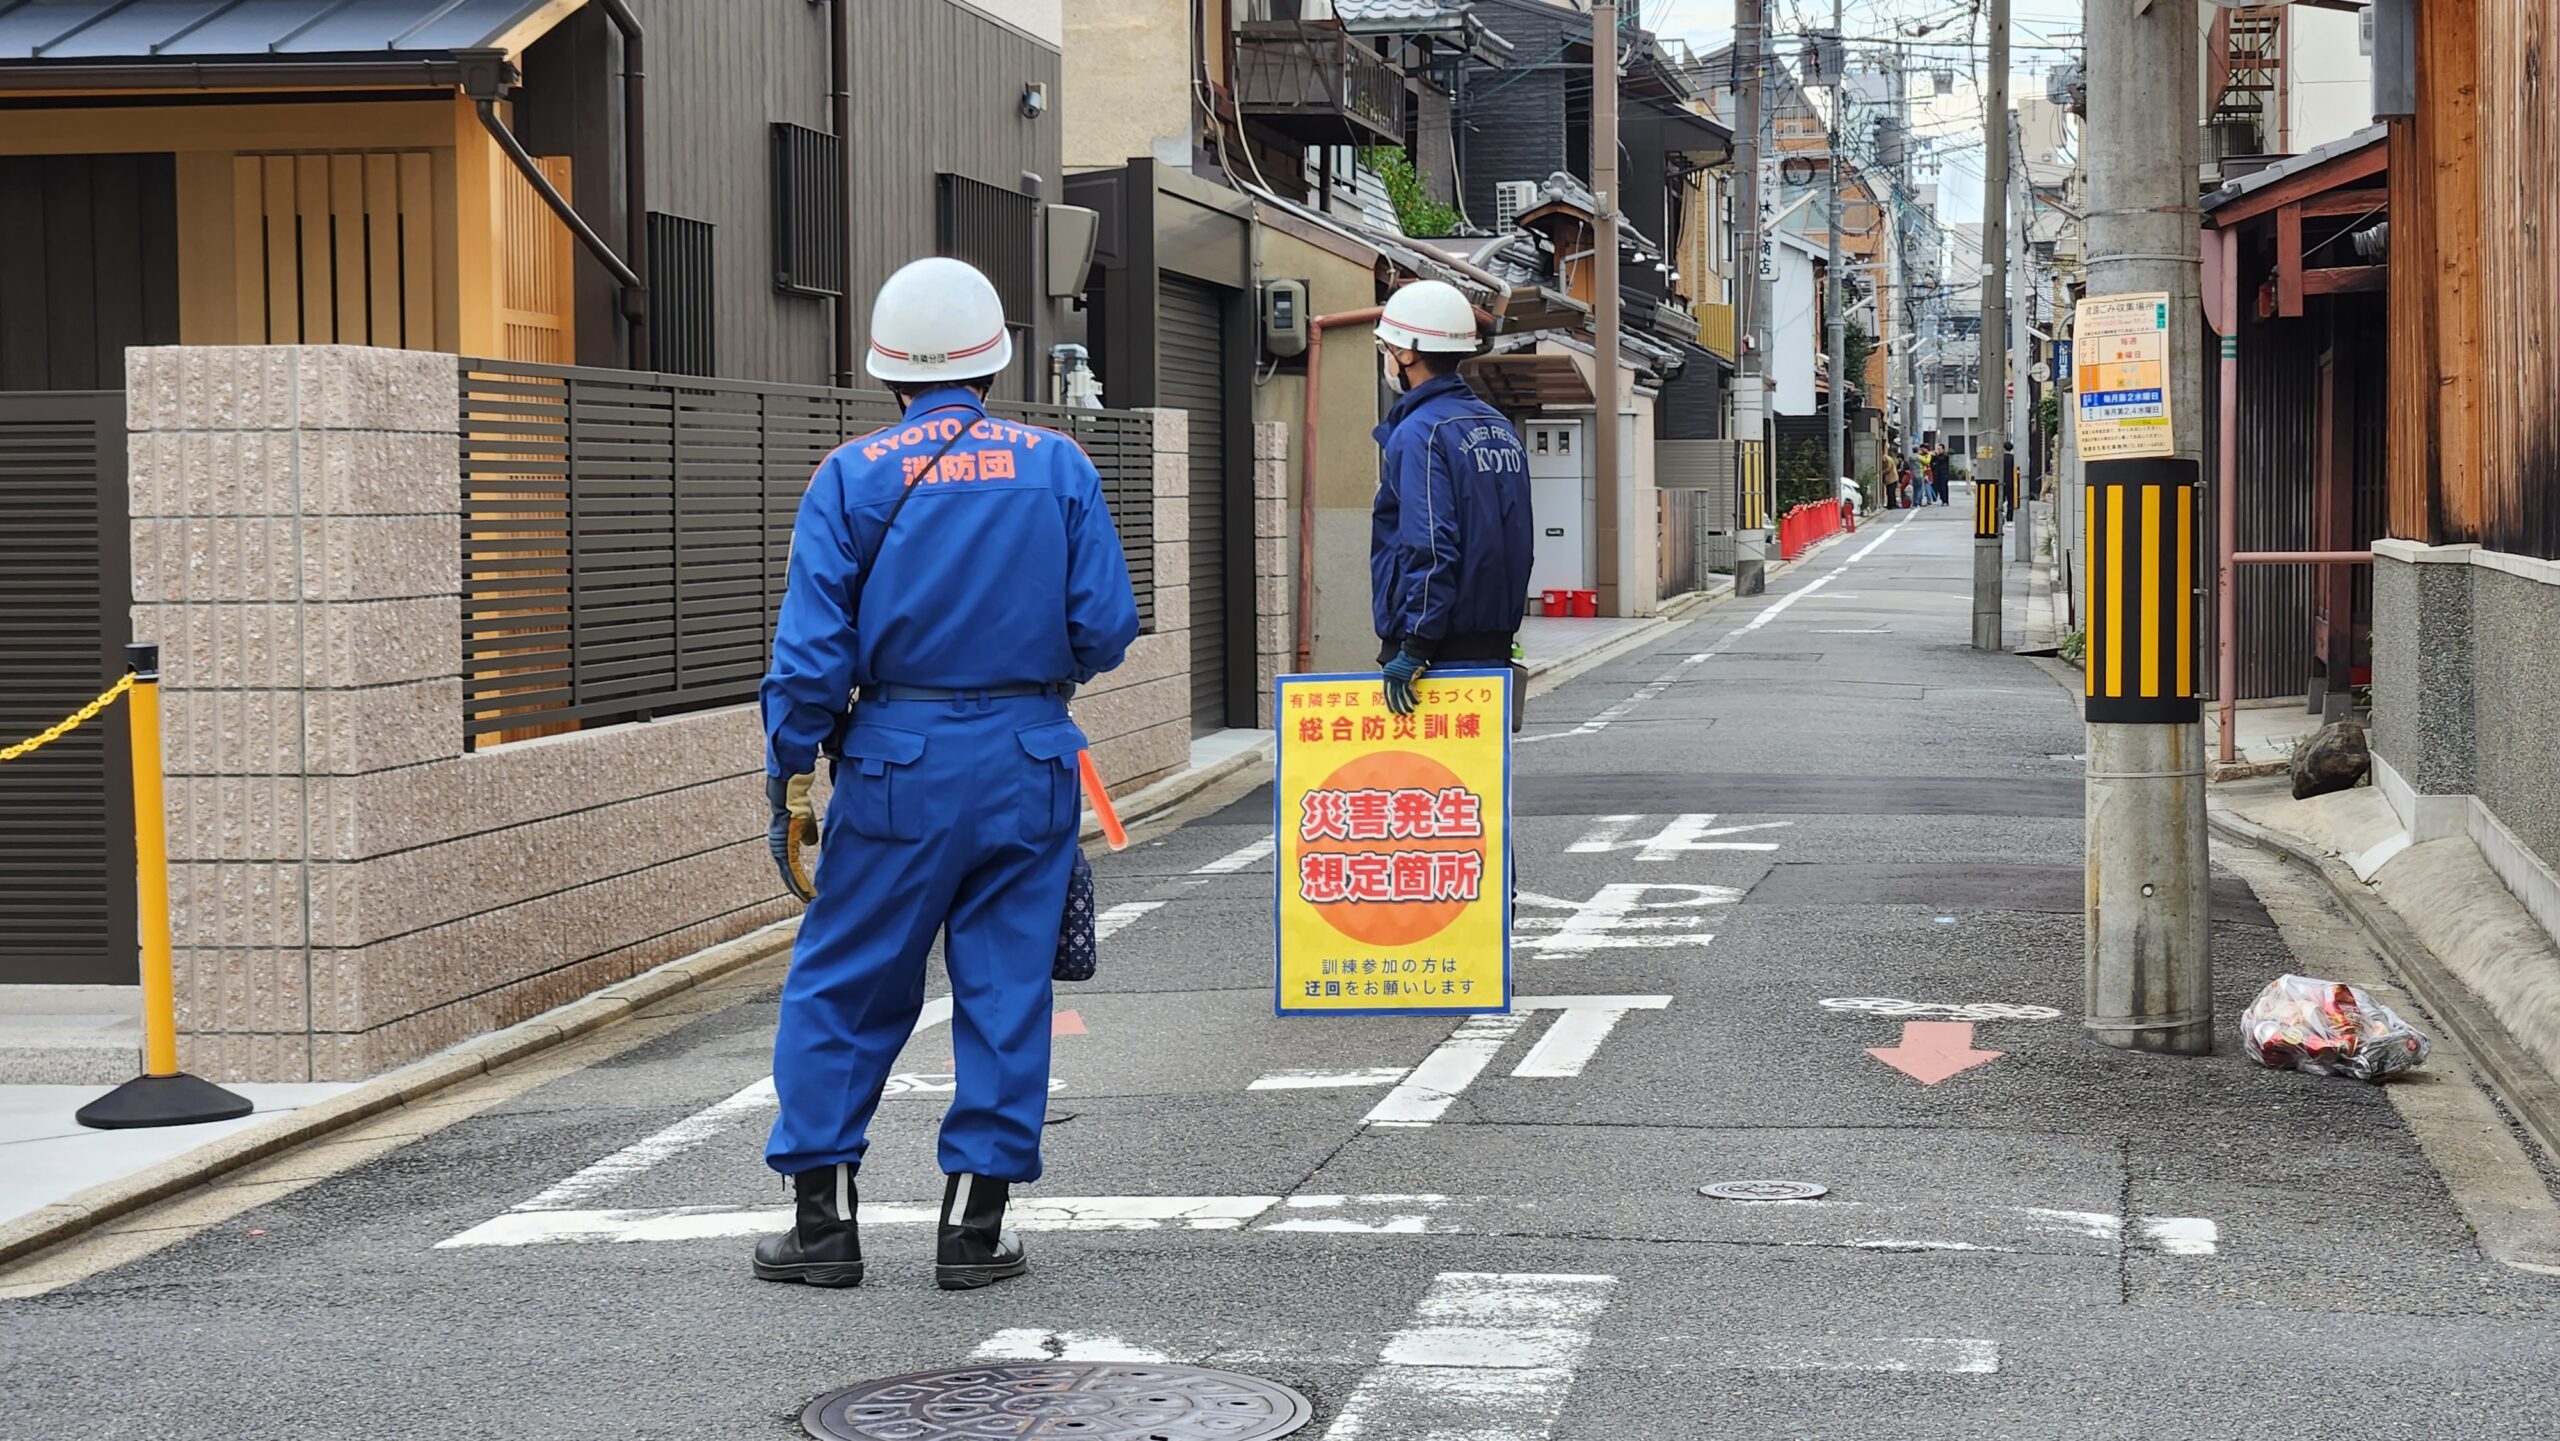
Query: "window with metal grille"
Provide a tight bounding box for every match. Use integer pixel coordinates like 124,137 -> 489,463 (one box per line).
770,123 -> 843,298
935,173 -> 1037,320
648,212 -> 716,376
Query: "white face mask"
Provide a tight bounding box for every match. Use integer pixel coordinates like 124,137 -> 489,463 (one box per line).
1382,348 -> 1411,396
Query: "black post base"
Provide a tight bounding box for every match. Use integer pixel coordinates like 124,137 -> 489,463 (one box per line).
75,1072 -> 255,1131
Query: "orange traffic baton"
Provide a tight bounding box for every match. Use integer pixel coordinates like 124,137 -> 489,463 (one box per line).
1079,750 -> 1128,851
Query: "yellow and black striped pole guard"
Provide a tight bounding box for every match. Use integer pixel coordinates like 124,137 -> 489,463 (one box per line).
2083,457 -> 2202,724
1973,465 -> 2002,538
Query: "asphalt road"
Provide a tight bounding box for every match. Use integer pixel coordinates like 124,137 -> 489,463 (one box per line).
9,499 -> 2560,1440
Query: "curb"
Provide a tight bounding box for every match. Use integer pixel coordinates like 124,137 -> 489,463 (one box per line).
2209,806 -> 2560,1178
1079,734 -> 1277,841
0,919 -> 798,1269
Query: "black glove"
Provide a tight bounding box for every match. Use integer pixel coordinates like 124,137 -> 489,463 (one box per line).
1382,647 -> 1430,716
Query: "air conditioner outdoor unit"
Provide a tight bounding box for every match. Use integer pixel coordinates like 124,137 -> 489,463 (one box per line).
1495,180 -> 1538,233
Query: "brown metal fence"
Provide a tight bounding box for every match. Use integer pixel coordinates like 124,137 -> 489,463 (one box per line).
458,360 -> 1156,747
0,390 -> 136,985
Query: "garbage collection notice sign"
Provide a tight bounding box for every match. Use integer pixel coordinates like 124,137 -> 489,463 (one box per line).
2073,292 -> 2174,460
1273,669 -> 1511,1016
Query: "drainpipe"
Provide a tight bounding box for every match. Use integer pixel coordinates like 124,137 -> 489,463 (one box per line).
456,47 -> 646,367
2214,228 -> 2239,764
829,0 -> 855,388
1297,305 -> 1384,671
593,0 -> 649,369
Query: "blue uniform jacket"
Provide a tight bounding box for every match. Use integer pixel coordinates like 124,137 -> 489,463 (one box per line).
762,387 -> 1141,776
1369,372 -> 1534,660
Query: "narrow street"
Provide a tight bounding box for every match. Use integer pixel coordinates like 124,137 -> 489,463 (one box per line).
8,498 -> 2558,1440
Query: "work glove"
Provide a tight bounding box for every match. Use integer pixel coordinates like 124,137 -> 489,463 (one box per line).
767,772 -> 817,902
1381,648 -> 1430,716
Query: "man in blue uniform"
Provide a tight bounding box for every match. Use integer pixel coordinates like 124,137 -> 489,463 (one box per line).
755,257 -> 1140,1291
1369,280 -> 1534,718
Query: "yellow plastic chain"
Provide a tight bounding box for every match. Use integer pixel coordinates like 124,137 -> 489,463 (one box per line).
0,673 -> 135,763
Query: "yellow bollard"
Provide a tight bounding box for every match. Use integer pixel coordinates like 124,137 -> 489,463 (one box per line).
76,644 -> 253,1130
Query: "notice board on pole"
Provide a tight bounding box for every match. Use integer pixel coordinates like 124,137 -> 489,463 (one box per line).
1273,669 -> 1511,1017
2073,292 -> 2174,460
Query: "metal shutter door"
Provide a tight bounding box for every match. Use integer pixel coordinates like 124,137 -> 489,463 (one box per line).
0,392 -> 135,986
1160,276 -> 1230,734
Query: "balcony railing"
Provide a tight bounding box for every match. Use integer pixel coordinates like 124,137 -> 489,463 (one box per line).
1232,20 -> 1404,146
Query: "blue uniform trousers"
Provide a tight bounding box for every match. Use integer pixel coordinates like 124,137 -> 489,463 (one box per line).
765,692 -> 1082,1181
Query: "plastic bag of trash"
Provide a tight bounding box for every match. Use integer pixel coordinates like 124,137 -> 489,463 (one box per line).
2241,974 -> 2431,1082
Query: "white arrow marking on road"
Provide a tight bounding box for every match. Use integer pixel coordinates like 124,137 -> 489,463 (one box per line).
1322,1273 -> 1617,1441
1507,994 -> 1673,1078
1514,883 -> 1735,954
514,996 -> 954,1213
1567,813 -> 1791,861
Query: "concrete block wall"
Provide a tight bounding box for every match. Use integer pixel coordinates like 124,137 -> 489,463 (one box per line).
127,346 -> 794,1081
1252,421 -> 1291,727
126,349 -> 1199,1082
2372,539 -> 2560,952
1069,407 -> 1192,792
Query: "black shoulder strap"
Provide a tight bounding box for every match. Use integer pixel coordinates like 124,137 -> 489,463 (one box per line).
847,409 -> 972,626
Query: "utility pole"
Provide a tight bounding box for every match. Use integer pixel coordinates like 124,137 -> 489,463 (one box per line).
2009,110 -> 2035,564
1732,0 -> 1768,592
1593,1 -> 1623,615
1972,0 -> 2009,650
1823,2 -> 1847,511
2083,0 -> 2208,1053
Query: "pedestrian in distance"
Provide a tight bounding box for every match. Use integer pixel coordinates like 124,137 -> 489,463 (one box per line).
1931,444 -> 1953,506
1369,281 -> 1535,724
755,256 -> 1141,1292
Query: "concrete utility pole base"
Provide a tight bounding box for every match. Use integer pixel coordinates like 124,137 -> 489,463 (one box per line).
1972,537 -> 2003,649
2085,722 -> 2213,1054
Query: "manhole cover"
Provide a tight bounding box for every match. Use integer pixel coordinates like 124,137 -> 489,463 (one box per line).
1700,1180 -> 1829,1202
803,1363 -> 1313,1439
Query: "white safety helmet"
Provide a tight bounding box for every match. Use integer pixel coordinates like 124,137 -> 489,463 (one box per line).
1376,279 -> 1481,353
865,256 -> 1015,385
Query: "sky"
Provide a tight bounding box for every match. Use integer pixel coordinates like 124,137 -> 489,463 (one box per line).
1643,0 -> 2087,237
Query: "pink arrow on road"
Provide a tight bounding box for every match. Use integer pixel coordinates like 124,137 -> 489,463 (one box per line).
1866,1021 -> 2005,1085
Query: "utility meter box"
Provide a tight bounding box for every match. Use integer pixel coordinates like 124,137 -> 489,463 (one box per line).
1261,279 -> 1308,358
1524,419 -> 1589,597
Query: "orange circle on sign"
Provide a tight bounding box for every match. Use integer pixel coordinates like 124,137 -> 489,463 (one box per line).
1299,749 -> 1486,948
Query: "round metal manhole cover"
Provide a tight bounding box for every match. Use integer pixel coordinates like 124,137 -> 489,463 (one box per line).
803,1362 -> 1313,1440
1699,1180 -> 1829,1202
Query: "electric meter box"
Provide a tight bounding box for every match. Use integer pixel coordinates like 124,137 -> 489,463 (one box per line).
1262,279 -> 1308,358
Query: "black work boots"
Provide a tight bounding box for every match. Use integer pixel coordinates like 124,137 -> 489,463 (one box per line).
752,1162 -> 865,1287
936,1172 -> 1028,1291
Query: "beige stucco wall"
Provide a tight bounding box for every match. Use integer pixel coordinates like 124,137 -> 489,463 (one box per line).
1062,0 -> 1195,171
1253,225 -> 1381,675
128,347 -> 1192,1082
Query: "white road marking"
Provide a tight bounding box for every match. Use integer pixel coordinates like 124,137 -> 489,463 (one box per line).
1819,997 -> 2066,1023
970,1329 -> 1175,1363
1249,1067 -> 1411,1090
438,1195 -> 1283,1248
514,996 -> 953,1213
1322,1273 -> 1616,1441
881,1073 -> 1067,1096
1095,900 -> 1163,941
1197,836 -> 1275,873
1514,883 -> 1733,954
1511,1008 -> 1638,1078
440,1190 -> 2223,1254
1566,813 -> 1790,861
1364,1013 -> 1529,1127
1517,520 -> 1911,747
1709,1337 -> 1998,1374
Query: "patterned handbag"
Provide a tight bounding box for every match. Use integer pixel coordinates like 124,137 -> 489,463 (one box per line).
1054,847 -> 1097,982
